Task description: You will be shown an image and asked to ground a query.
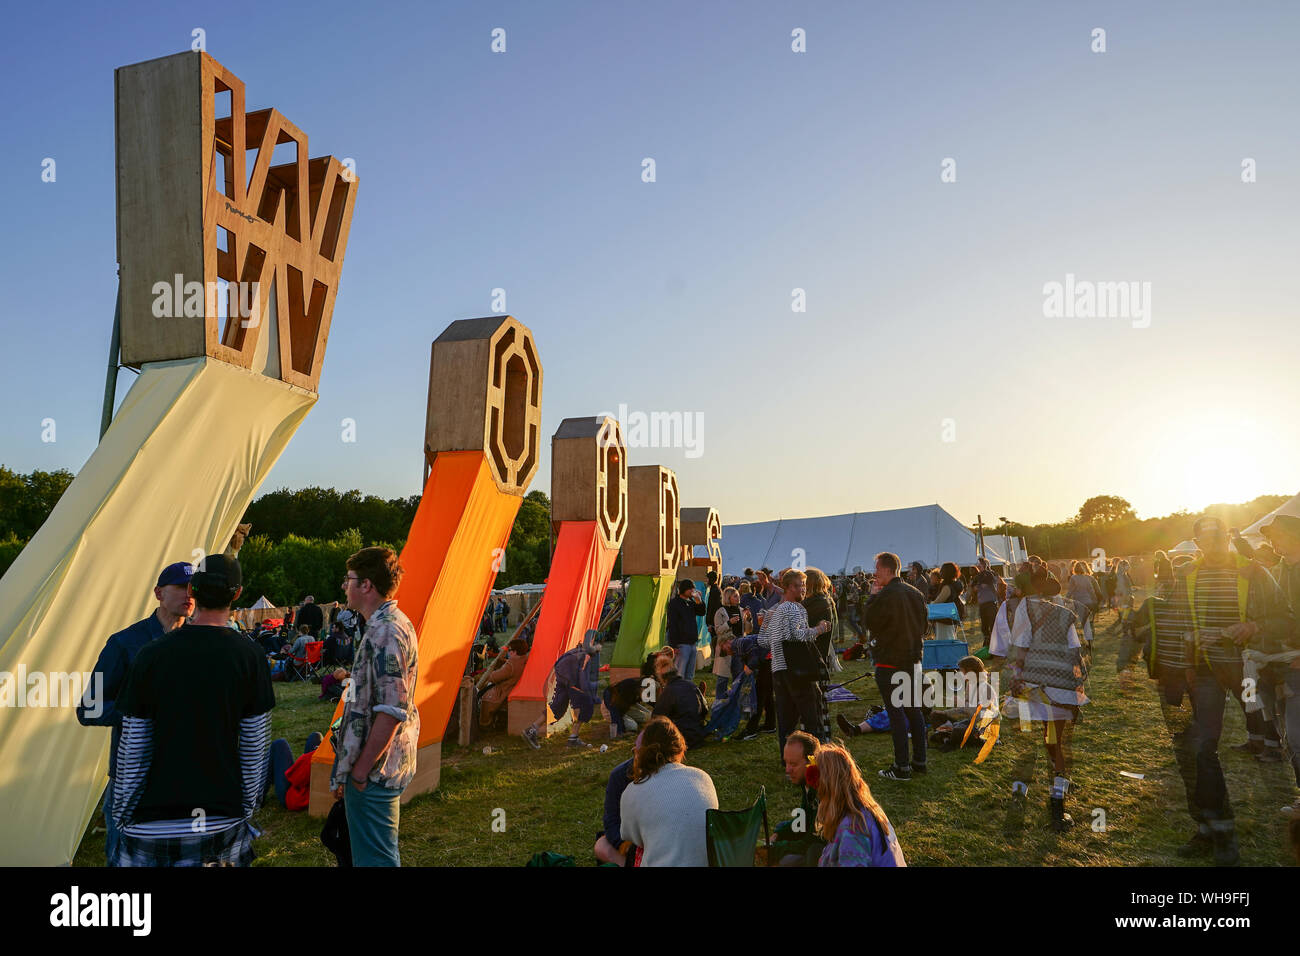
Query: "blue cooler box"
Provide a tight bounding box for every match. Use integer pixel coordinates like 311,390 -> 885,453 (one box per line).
922,639 -> 969,671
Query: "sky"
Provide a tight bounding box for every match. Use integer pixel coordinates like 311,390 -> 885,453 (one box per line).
1,0 -> 1297,529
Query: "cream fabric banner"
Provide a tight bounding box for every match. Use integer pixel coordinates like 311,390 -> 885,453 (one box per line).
0,357 -> 315,865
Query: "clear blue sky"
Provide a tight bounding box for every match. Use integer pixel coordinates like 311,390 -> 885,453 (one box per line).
2,0 -> 1297,527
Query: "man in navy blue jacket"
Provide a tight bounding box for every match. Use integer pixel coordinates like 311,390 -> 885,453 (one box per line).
666,579 -> 706,680
77,561 -> 194,865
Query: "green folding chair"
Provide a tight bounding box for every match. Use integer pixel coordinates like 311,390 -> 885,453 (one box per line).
705,785 -> 770,867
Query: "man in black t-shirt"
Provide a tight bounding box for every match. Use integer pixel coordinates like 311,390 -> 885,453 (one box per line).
114,554 -> 276,866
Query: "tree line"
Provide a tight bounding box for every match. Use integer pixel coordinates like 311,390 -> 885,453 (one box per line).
0,469 -> 556,604
992,494 -> 1290,561
0,468 -> 1288,597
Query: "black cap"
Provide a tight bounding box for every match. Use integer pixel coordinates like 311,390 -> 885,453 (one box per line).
193,553 -> 242,590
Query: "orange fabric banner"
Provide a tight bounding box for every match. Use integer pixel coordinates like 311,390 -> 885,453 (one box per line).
509,520 -> 619,704
313,450 -> 520,769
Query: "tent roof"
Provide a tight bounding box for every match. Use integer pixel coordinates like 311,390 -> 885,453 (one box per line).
250,595 -> 275,609
1170,539 -> 1199,553
1242,492 -> 1300,541
720,504 -> 1009,576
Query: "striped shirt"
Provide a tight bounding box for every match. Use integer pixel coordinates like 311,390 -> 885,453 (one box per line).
1168,558 -> 1296,662
757,601 -> 820,673
115,712 -> 271,840
1176,566 -> 1246,665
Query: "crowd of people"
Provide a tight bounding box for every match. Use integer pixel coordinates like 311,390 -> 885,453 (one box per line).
72,509 -> 1300,867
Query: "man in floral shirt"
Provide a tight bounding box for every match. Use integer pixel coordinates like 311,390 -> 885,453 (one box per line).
330,547 -> 420,866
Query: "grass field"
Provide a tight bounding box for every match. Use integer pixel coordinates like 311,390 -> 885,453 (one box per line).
73,604 -> 1298,866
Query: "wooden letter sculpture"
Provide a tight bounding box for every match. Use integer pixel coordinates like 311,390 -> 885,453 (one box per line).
117,51 -> 356,390
608,465 -> 681,682
309,316 -> 542,813
506,417 -> 628,734
678,507 -> 722,580
0,50 -> 355,864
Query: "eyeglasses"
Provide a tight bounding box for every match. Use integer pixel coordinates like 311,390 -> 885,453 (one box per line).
341,576 -> 361,590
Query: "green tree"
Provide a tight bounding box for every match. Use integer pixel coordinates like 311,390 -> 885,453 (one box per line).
0,466 -> 74,540
1077,495 -> 1136,525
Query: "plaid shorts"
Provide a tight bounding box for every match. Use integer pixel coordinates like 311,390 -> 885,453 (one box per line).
116,820 -> 255,867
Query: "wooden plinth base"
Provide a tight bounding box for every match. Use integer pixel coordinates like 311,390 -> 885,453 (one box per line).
307,740 -> 443,817
507,697 -> 546,736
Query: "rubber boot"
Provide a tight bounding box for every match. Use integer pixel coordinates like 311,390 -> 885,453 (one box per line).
1049,776 -> 1073,832
1176,823 -> 1213,858
1208,818 -> 1240,866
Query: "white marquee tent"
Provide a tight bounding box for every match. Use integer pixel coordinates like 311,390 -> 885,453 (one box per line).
1241,492 -> 1300,542
718,504 -> 1024,576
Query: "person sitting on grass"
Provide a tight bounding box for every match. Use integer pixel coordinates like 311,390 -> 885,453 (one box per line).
521,631 -> 602,750
288,624 -> 312,659
323,621 -> 354,667
928,656 -> 997,750
264,732 -> 323,811
769,731 -> 825,866
319,666 -> 350,702
651,647 -> 710,749
838,653 -> 988,745
618,717 -> 718,867
814,744 -> 907,867
604,653 -> 658,740
594,750 -> 636,867
479,639 -> 529,729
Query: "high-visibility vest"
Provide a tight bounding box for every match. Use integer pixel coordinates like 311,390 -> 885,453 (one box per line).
1183,555 -> 1251,667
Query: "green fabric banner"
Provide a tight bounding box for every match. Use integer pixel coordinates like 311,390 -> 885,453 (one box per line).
610,572 -> 677,667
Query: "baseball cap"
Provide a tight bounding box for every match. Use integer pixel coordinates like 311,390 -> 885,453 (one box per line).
1193,515 -> 1226,538
192,553 -> 243,590
1260,514 -> 1300,541
156,562 -> 194,588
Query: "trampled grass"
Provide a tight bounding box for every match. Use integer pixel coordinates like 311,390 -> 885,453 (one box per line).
73,607 -> 1297,866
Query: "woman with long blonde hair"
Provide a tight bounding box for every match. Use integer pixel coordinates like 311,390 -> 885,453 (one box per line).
813,744 -> 906,867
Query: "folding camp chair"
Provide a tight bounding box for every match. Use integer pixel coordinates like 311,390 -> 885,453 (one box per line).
705,785 -> 770,867
289,640 -> 324,681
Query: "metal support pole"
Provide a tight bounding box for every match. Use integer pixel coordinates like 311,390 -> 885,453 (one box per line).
99,284 -> 122,441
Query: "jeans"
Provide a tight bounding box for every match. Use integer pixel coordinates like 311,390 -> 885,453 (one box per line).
1259,666 -> 1300,787
978,602 -> 998,644
344,779 -> 403,866
743,660 -> 776,734
103,783 -> 120,867
875,667 -> 927,770
773,670 -> 827,753
675,644 -> 697,680
1190,664 -> 1239,820
265,733 -> 323,808
604,687 -> 632,737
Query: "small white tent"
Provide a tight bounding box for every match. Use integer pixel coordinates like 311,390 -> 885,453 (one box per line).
251,595 -> 275,609
1170,539 -> 1199,554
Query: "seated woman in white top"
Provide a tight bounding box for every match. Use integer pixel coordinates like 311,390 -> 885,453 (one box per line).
619,717 -> 718,866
